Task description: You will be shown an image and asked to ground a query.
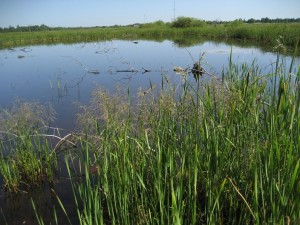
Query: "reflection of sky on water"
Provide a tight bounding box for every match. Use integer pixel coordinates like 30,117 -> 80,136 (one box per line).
0,40 -> 299,129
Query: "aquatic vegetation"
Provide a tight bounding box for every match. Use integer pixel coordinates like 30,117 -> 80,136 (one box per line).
0,135 -> 58,193
2,50 -> 300,224
0,99 -> 56,134
0,101 -> 58,193
56,52 -> 300,224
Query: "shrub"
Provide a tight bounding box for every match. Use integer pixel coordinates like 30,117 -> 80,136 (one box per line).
172,16 -> 206,28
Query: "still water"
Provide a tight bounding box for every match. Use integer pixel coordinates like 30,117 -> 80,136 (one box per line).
0,40 -> 299,224
1,40 -> 299,130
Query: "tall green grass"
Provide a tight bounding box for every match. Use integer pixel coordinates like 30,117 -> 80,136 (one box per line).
1,23 -> 300,54
1,51 -> 299,223
0,101 -> 58,193
49,51 -> 300,224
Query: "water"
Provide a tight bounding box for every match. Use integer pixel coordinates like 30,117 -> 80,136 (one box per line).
0,40 -> 299,224
1,40 -> 299,130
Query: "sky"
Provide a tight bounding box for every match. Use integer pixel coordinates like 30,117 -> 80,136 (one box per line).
0,0 -> 299,28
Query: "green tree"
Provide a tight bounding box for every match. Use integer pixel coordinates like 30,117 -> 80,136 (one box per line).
172,17 -> 205,28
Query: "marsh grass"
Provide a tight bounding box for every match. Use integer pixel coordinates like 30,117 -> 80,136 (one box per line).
0,100 -> 58,193
54,51 -> 300,224
2,52 -> 299,223
1,23 -> 300,54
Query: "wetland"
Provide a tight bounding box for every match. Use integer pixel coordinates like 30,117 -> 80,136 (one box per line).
0,27 -> 300,224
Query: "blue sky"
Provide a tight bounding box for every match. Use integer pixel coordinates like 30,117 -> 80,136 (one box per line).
0,0 -> 299,28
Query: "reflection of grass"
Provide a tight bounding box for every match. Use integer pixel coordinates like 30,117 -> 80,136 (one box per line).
1,23 -> 299,54
58,53 -> 300,224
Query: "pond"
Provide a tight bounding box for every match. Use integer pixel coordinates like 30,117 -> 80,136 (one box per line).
1,40 -> 299,130
0,39 -> 299,224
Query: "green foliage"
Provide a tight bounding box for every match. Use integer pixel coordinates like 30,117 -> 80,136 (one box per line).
225,19 -> 244,27
0,101 -> 58,193
1,23 -> 299,55
0,132 -> 58,193
63,54 -> 300,224
171,16 -> 206,28
140,20 -> 167,28
1,17 -> 299,33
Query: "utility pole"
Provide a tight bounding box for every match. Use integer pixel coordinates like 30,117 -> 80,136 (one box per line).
173,0 -> 176,21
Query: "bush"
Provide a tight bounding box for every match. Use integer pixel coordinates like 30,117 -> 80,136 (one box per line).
172,17 -> 206,28
140,20 -> 167,28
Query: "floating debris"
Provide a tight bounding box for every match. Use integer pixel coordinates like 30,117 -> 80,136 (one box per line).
117,69 -> 139,73
192,62 -> 204,80
88,70 -> 100,75
143,84 -> 157,95
173,66 -> 188,75
20,47 -> 32,52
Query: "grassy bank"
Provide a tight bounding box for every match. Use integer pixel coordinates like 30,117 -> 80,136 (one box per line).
1,23 -> 299,53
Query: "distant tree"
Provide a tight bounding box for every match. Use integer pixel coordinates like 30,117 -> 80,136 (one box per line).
172,17 -> 193,28
140,20 -> 167,28
8,25 -> 15,31
153,20 -> 165,27
261,17 -> 271,23
40,24 -> 49,31
247,18 -> 257,23
171,17 -> 206,28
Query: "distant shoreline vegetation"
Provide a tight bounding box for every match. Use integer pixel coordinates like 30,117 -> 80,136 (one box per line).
1,17 -> 299,52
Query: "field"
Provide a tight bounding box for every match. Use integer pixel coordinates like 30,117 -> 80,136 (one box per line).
1,48 -> 300,224
1,22 -> 300,54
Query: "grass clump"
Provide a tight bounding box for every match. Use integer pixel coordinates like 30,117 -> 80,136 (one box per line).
63,52 -> 300,224
0,100 -> 58,193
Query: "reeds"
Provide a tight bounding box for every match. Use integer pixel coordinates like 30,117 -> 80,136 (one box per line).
0,100 -> 58,193
56,51 -> 300,224
1,23 -> 300,54
2,52 -> 300,224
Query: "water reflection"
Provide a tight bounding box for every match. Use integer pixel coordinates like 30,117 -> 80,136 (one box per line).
0,40 -> 299,130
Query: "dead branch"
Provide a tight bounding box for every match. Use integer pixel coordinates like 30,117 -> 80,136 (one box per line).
52,133 -> 76,154
0,130 -> 77,154
116,67 -> 151,73
116,69 -> 139,73
61,56 -> 100,74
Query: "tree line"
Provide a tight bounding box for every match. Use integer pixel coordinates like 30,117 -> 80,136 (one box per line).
1,17 -> 300,32
140,17 -> 300,28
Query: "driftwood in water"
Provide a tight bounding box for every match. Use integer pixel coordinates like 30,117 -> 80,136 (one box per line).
62,56 -> 100,74
52,133 -> 77,154
87,70 -> 100,74
117,69 -> 139,73
173,62 -> 218,81
116,67 -> 151,74
173,66 -> 188,75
